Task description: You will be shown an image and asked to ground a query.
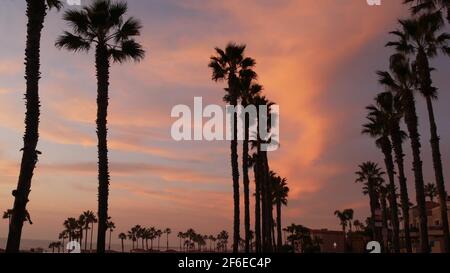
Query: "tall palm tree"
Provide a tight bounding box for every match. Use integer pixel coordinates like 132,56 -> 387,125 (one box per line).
248,152 -> 262,253
164,228 -> 171,251
118,232 -> 126,252
425,182 -> 438,202
209,43 -> 256,253
239,72 -> 261,253
363,93 -> 402,252
63,217 -> 79,242
107,219 -> 115,251
377,53 -> 429,252
355,162 -> 385,244
56,0 -> 145,253
6,0 -> 63,253
387,11 -> 450,252
370,92 -> 413,252
272,175 -> 289,252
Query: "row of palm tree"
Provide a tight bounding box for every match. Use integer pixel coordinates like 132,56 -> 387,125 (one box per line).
123,225 -> 171,252
356,1 -> 449,255
5,0 -> 145,253
48,241 -> 63,253
209,43 -> 289,253
57,211 -> 105,253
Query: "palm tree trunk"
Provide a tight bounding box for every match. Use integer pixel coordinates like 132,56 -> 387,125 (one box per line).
90,223 -> 94,251
263,152 -> 274,252
368,181 -> 382,244
276,200 -> 282,251
243,115 -> 250,253
404,91 -> 429,253
95,43 -> 111,254
254,158 -> 262,253
84,227 -> 88,251
121,239 -> 124,252
380,193 -> 388,251
231,99 -> 240,253
381,139 -> 400,253
6,0 -> 46,253
391,127 -> 413,253
425,96 -> 449,253
108,230 -> 112,251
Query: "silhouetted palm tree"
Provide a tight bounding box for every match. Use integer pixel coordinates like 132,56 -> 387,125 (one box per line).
363,93 -> 402,252
118,232 -> 126,252
58,231 -> 68,253
425,182 -> 438,202
107,219 -> 115,251
6,0 -> 63,253
240,72 -> 261,253
209,43 -> 256,253
77,214 -> 86,250
387,11 -> 450,252
82,210 -> 97,251
248,152 -> 262,252
334,210 -> 348,251
355,162 -> 384,244
56,0 -> 145,253
272,175 -> 289,251
63,217 -> 79,242
377,52 -> 429,252
164,228 -> 171,251
177,232 -> 183,252
406,0 -> 450,22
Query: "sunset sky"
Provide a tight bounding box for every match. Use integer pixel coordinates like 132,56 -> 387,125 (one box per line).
1,0 -> 450,247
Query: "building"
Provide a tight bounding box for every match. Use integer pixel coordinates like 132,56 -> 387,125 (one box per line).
310,229 -> 345,253
405,197 -> 450,253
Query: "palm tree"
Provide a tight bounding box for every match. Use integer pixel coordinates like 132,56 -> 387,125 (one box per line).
363,93 -> 402,252
58,231 -> 68,253
156,229 -> 162,250
82,210 -> 97,251
63,217 -> 79,242
355,162 -> 385,244
334,210 -> 348,251
127,226 -> 138,250
177,232 -> 183,251
164,228 -> 171,251
405,0 -> 450,22
387,11 -> 450,252
248,153 -> 262,253
209,43 -> 256,253
377,52 -> 429,252
77,214 -> 86,250
272,175 -> 289,251
118,232 -> 126,252
6,0 -> 63,253
369,91 -> 413,252
425,182 -> 438,202
56,0 -> 145,253
240,71 -> 260,253
107,219 -> 115,251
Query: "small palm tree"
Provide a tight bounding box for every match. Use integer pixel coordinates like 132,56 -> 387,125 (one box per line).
425,182 -> 438,202
164,228 -> 171,251
6,0 -> 63,253
59,231 -> 68,253
82,210 -> 97,251
118,232 -> 126,252
355,162 -> 385,244
272,174 -> 289,252
334,210 -> 348,251
107,219 -> 116,251
56,0 -> 145,253
177,232 -> 183,252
